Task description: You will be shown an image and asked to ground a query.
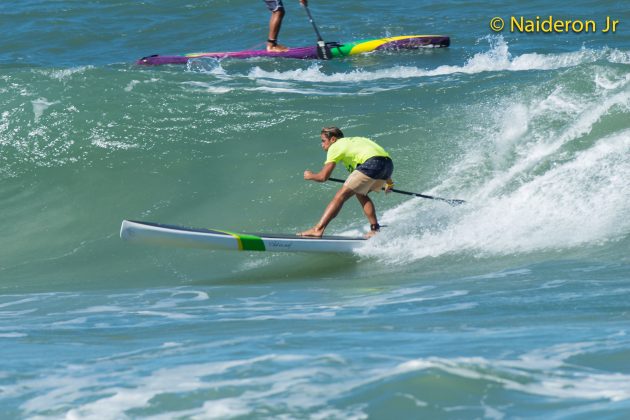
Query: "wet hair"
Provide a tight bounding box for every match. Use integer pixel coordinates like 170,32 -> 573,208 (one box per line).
321,126 -> 344,140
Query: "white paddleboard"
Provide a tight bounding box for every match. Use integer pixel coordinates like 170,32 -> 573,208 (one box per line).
120,220 -> 367,253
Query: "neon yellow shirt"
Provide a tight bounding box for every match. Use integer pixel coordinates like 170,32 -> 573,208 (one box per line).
325,137 -> 390,173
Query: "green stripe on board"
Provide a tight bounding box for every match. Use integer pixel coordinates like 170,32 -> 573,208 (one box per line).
236,233 -> 266,251
213,229 -> 266,251
330,42 -> 354,57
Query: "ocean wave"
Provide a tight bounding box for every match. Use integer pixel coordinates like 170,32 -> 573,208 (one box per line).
32,65 -> 95,81
360,69 -> 630,262
246,37 -> 629,84
362,128 -> 630,262
8,338 -> 630,419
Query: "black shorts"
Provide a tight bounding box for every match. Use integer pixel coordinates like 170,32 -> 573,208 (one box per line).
263,0 -> 284,12
356,156 -> 394,180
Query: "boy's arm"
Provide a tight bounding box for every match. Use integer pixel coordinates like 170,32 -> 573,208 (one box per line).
304,162 -> 336,182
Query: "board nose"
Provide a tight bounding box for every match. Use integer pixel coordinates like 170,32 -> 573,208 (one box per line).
136,54 -> 159,65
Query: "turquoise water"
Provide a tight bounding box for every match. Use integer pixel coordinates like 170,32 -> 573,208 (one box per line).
1,0 -> 630,418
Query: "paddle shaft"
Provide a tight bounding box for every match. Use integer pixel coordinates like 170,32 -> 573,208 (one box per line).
302,4 -> 324,42
327,177 -> 466,206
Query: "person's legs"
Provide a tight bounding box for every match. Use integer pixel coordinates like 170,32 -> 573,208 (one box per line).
265,1 -> 289,52
356,194 -> 382,238
356,194 -> 378,226
298,186 -> 356,237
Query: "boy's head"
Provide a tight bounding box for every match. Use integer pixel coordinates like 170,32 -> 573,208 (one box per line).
320,127 -> 344,151
321,127 -> 344,140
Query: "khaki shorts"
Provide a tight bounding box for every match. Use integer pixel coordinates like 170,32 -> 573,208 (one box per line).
344,170 -> 387,195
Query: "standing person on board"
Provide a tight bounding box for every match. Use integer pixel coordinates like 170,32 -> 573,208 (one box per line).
299,127 -> 394,238
263,0 -> 308,52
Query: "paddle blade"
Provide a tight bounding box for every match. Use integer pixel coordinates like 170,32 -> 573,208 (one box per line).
444,199 -> 467,206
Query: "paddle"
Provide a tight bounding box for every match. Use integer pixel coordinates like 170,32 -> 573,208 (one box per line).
302,4 -> 331,60
328,177 -> 467,206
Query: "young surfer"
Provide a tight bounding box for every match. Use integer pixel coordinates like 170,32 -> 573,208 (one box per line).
299,127 -> 394,238
263,0 -> 308,52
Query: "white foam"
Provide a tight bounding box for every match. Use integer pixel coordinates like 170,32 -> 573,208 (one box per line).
89,123 -> 139,150
246,86 -> 352,96
73,305 -> 125,314
52,317 -> 88,327
222,311 -> 337,322
345,286 -> 469,309
0,332 -> 27,338
186,58 -> 227,76
31,97 -> 59,122
359,68 -> 630,262
493,103 -> 529,168
182,81 -> 232,94
246,37 -> 626,84
397,393 -> 429,407
124,77 -> 160,92
608,49 -> 630,64
169,290 -> 209,301
12,340 -> 630,419
595,72 -> 630,90
135,310 -> 195,320
0,296 -> 44,309
390,343 -> 630,402
239,256 -> 274,271
124,80 -> 141,92
91,138 -> 139,150
478,88 -> 630,199
18,354 -> 309,419
33,65 -> 94,81
0,309 -> 37,317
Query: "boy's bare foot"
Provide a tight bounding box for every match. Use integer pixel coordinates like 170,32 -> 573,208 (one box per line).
364,230 -> 378,239
297,227 -> 323,237
267,42 -> 289,52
